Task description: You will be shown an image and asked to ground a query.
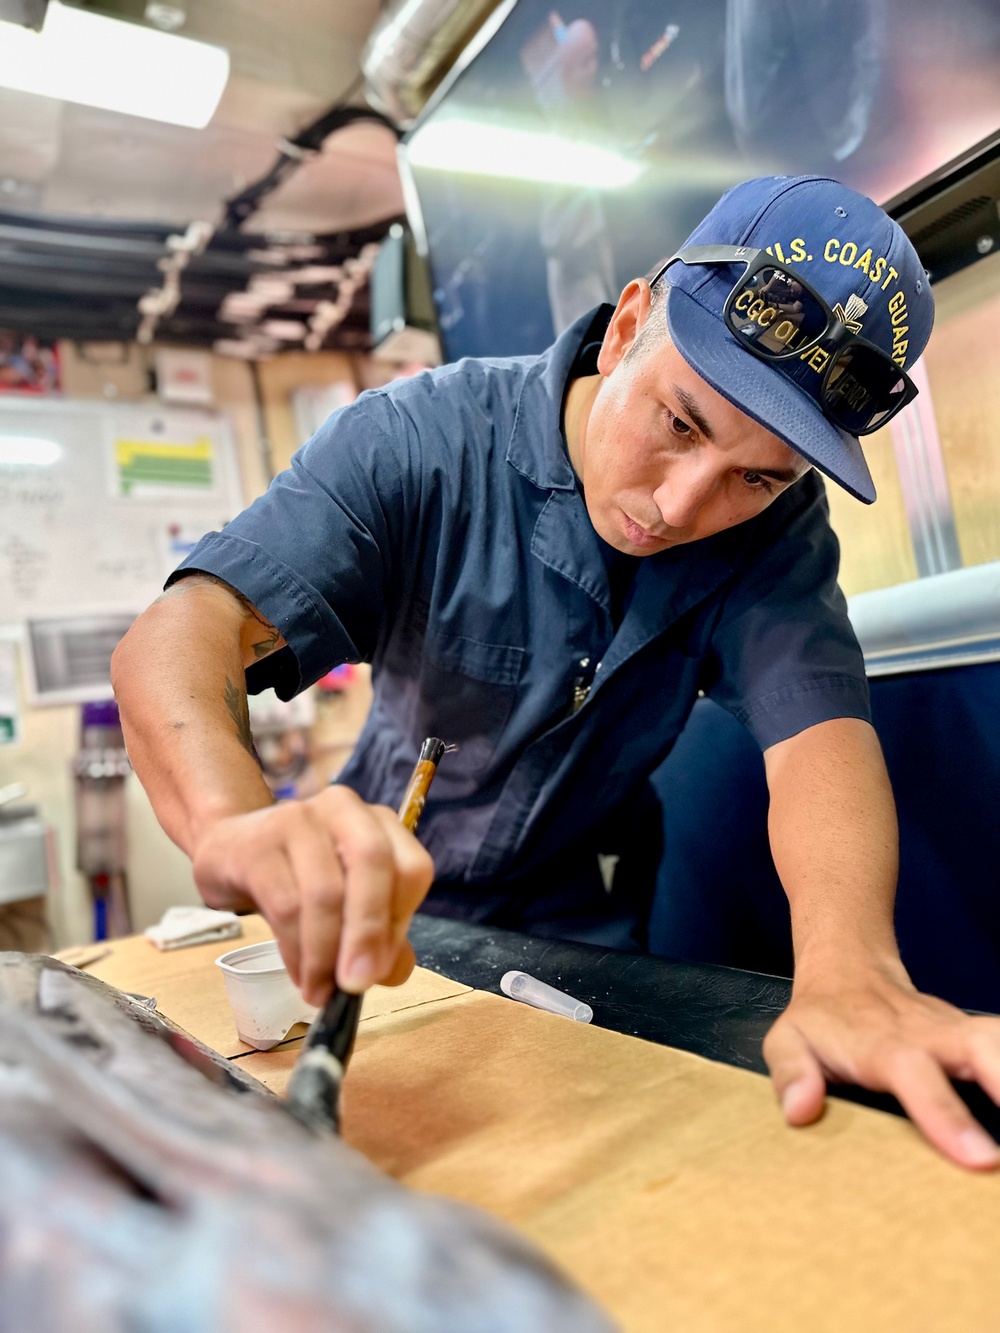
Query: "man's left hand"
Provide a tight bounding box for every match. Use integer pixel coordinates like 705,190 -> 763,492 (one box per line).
764,960 -> 1000,1170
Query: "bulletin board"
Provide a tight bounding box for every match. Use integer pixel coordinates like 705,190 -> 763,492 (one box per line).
0,398 -> 244,626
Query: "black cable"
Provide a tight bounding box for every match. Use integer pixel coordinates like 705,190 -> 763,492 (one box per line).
221,84 -> 401,231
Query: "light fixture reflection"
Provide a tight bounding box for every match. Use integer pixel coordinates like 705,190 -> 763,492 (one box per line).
0,2 -> 229,129
406,119 -> 643,189
0,437 -> 62,466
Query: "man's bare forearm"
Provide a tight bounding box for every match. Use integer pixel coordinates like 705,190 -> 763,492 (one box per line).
111,577 -> 281,858
764,717 -> 902,980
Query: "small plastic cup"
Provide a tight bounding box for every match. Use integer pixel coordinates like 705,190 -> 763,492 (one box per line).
499,970 -> 593,1023
215,940 -> 318,1050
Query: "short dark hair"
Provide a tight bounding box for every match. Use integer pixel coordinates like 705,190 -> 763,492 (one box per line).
629,277 -> 670,358
648,275 -> 668,320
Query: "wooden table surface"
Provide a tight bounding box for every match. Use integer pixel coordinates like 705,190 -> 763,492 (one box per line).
61,917 -> 1000,1333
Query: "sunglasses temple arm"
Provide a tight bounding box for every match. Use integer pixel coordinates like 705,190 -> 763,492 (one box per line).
647,244 -> 758,286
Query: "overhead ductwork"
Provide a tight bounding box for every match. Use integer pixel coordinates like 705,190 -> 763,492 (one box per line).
361,0 -> 510,128
0,207 -> 400,352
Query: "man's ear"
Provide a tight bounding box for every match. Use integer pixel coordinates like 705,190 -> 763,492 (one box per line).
597,279 -> 653,376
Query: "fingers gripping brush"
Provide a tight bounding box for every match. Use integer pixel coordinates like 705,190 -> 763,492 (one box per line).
285,738 -> 450,1134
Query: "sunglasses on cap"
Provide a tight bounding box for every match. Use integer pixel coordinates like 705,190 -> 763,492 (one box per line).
651,245 -> 919,437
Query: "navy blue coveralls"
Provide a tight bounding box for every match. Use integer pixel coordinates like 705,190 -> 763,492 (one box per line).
173,308 -> 870,946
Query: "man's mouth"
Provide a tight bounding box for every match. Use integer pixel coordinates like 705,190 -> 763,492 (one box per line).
622,512 -> 669,549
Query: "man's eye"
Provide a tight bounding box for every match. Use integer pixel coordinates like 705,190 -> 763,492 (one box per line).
669,414 -> 692,436
743,471 -> 773,493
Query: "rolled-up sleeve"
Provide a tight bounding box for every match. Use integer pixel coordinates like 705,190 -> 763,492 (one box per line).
167,391 -> 415,699
703,475 -> 871,750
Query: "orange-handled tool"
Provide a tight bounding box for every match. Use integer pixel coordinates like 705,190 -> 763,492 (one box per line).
397,736 -> 448,832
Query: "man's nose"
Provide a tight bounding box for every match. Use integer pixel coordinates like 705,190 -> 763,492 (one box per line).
652,457 -> 717,530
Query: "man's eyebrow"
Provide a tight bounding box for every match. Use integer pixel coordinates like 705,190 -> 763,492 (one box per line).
746,462 -> 808,485
671,385 -> 715,441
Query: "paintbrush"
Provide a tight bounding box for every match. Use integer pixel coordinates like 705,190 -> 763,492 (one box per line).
285,737 -> 449,1134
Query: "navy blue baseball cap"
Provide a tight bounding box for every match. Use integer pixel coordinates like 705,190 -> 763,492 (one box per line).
662,175 -> 934,503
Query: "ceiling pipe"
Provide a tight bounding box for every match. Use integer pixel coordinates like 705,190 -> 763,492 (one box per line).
361,0 -> 507,127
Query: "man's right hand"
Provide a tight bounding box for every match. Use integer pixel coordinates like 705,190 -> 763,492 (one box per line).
192,786 -> 435,1006
112,577 -> 436,1006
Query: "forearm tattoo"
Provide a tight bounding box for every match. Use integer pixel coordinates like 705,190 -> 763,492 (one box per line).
224,676 -> 257,759
243,602 -> 282,659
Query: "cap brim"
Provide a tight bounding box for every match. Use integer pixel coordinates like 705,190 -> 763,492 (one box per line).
665,285 -> 876,504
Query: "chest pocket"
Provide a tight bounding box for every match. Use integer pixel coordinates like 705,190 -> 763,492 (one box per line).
415,634 -> 525,791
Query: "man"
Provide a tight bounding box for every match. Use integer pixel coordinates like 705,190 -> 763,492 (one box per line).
113,175 -> 1000,1170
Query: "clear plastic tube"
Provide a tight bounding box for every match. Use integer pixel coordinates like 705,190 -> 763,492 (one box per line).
499,970 -> 593,1023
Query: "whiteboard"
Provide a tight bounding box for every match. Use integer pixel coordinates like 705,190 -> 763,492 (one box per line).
0,398 -> 244,625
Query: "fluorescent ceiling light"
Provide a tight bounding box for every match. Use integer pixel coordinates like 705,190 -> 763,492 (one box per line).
406,120 -> 643,190
0,436 -> 61,466
0,2 -> 229,128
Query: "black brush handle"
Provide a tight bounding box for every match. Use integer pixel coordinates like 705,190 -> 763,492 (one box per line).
304,988 -> 362,1064
285,735 -> 448,1135
286,991 -> 363,1134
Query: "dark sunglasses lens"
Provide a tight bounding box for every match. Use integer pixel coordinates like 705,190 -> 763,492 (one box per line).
726,266 -> 828,358
822,344 -> 911,434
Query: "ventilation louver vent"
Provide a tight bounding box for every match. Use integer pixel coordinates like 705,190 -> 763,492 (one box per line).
910,195 -> 994,248
27,614 -> 136,705
907,193 -> 1000,283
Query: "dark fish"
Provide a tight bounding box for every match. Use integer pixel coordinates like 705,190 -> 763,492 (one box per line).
0,952 -> 617,1333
